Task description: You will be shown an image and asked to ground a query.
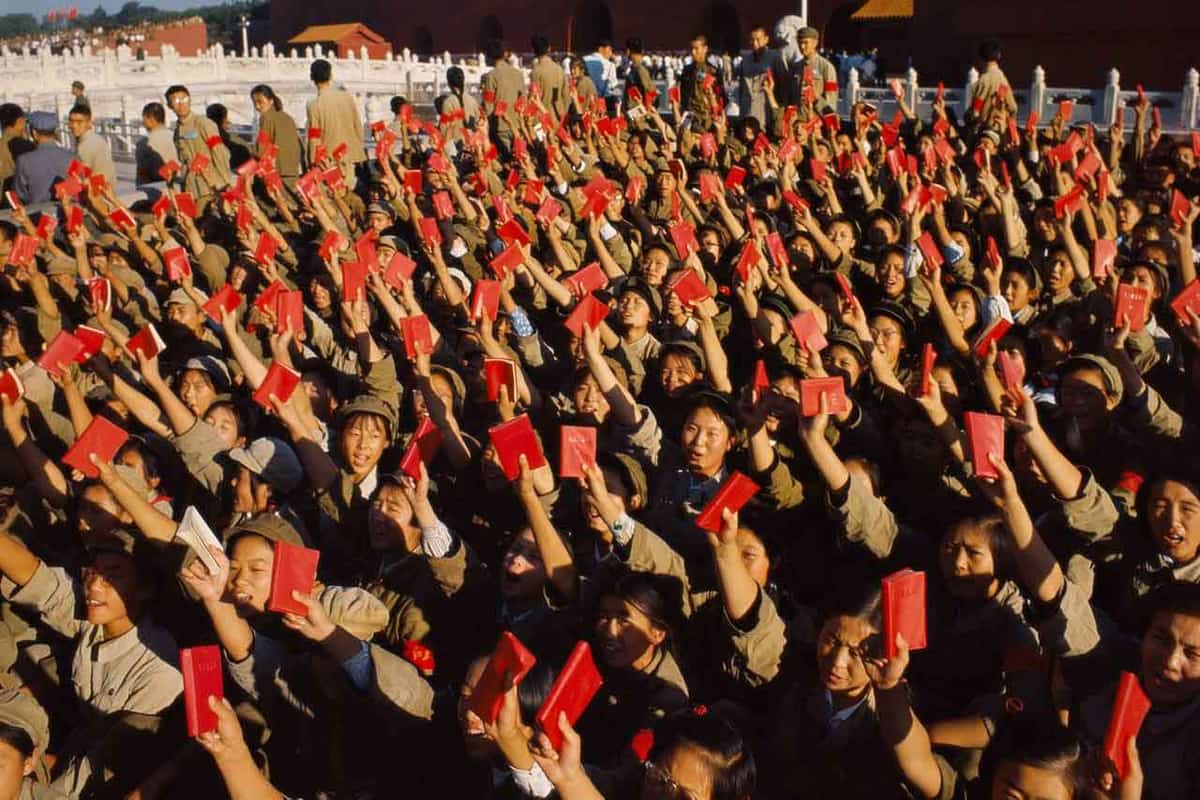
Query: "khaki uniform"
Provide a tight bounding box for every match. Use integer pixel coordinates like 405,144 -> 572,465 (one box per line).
74,130 -> 115,187
530,56 -> 568,119
789,52 -> 838,112
257,107 -> 303,179
971,62 -> 1018,117
173,111 -> 232,199
0,130 -> 27,189
307,86 -> 365,185
482,60 -> 525,144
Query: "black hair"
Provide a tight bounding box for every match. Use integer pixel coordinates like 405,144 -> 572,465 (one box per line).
661,341 -> 705,373
390,95 -> 409,115
683,391 -> 737,439
821,579 -> 882,630
206,399 -> 246,440
310,59 -> 332,84
69,104 -> 91,120
0,103 -> 24,130
0,722 -> 35,760
205,103 -> 229,127
602,572 -> 675,641
0,220 -> 16,243
250,84 -> 283,112
164,84 -> 189,101
979,39 -> 1003,63
943,513 -> 1013,580
1142,580 -> 1200,628
531,34 -> 550,57
516,659 -> 556,722
626,37 -> 644,55
649,710 -> 756,800
979,715 -> 1090,797
485,38 -> 505,63
141,102 -> 166,124
116,438 -> 162,486
447,66 -> 465,95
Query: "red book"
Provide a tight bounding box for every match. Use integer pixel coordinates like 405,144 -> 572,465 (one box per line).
398,417 -> 443,479
1058,99 -> 1074,121
582,190 -> 609,220
669,221 -> 699,260
354,234 -> 377,269
6,233 -> 37,267
341,260 -> 368,302
332,142 -> 348,162
65,206 -> 84,234
319,230 -> 344,262
253,280 -> 285,318
800,376 -> 847,417
470,632 -> 538,724
624,175 -> 645,205
1170,189 -> 1191,228
180,645 -> 223,738
202,284 -> 242,322
972,318 -> 1012,358
489,243 -> 524,279
750,359 -> 771,403
234,203 -> 252,233
562,263 -> 607,298
267,541 -> 320,615
190,153 -> 210,174
63,415 -> 129,478
403,169 -> 423,194
998,351 -> 1023,393
734,241 -> 760,283
432,191 -> 454,220
0,368 -> 23,403
497,218 -> 531,247
1103,672 -> 1152,782
489,414 -> 546,480
724,165 -> 747,189
564,294 -> 609,337
522,180 -> 545,207
920,343 -> 936,396
536,641 -> 604,752
559,425 -> 597,479
1169,279 -> 1200,326
1114,284 -> 1150,332
275,290 -> 304,334
964,411 -> 1004,479
236,158 -> 259,179
163,247 -> 191,281
252,361 -> 300,409
788,310 -> 828,353
1074,150 -> 1102,182
87,277 -> 111,312
668,85 -> 681,105
915,232 -> 943,272
809,158 -> 826,183
37,331 -> 85,377
470,279 -> 502,323
383,252 -> 417,290
881,569 -> 928,658
666,269 -> 710,307
1092,239 -> 1117,279
766,232 -> 789,271
695,471 -> 760,532
985,236 -> 1003,271
151,195 -> 171,219
400,314 -> 434,359
126,324 -> 166,361
173,192 -> 198,219
306,127 -> 322,141
781,190 -> 808,214
34,214 -> 56,241
88,173 -> 109,196
320,166 -> 344,191
484,358 -> 517,403
535,197 -> 563,226
418,216 -> 442,247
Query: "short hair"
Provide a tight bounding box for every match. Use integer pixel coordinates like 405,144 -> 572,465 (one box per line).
1144,580 -> 1200,625
69,104 -> 91,120
164,84 -> 189,101
485,38 -> 505,63
626,37 -> 643,55
0,104 -> 24,130
310,59 -> 332,84
980,715 -> 1090,795
691,34 -> 709,47
141,102 -> 165,124
0,723 -> 34,760
390,96 -> 408,115
531,34 -> 549,56
71,80 -> 85,91
979,39 -> 1002,62
649,711 -> 757,800
205,103 -> 228,127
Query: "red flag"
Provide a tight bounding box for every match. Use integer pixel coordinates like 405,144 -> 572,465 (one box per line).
69,6 -> 79,20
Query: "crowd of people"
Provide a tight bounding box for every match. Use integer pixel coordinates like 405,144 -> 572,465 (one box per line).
0,22 -> 1195,800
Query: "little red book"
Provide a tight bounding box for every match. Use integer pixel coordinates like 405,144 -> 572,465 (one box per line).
340,260 -> 368,303
399,417 -> 443,479
151,195 -> 172,219
63,415 -> 129,479
190,153 -> 210,174
128,324 -> 168,361
788,311 -> 828,353
497,218 -> 531,246
489,243 -> 524,279
698,172 -> 723,203
734,241 -> 760,283
202,284 -> 242,322
484,357 -> 517,403
724,165 -> 747,189
752,359 -> 770,402
562,263 -> 607,298
915,232 -> 943,272
564,294 -> 609,337
163,247 -> 191,281
418,217 -> 442,247
669,221 -> 699,260
432,191 -> 454,220
964,411 -> 1005,479
881,569 -> 928,658
252,361 -> 300,410
1170,189 -> 1191,228
834,272 -> 856,305
1103,671 -> 1151,781
87,277 -> 111,312
275,290 -> 304,334
400,314 -> 434,359
267,541 -> 320,615
35,214 -> 56,241
667,269 -> 711,307
535,641 -> 604,752
65,206 -> 84,234
1092,239 -> 1117,279
559,425 -> 597,479
695,471 -> 760,532
37,331 -> 85,377
535,197 -> 563,226
470,632 -> 538,724
470,280 -> 502,324
972,318 -> 1012,358
181,645 -> 223,738
1114,283 -> 1150,332
0,368 -> 23,403
920,343 -> 936,396
384,252 -> 417,290
403,170 -> 423,194
808,158 -> 826,183
354,234 -> 377,270
332,142 -> 348,162
75,325 -> 106,362
173,192 -> 198,219
489,414 -> 547,480
800,377 -> 848,417
306,127 -> 322,141
1169,279 -> 1200,326
766,232 -> 789,271
6,233 -> 37,267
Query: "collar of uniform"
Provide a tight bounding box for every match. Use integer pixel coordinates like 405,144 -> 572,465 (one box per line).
823,688 -> 870,728
81,620 -> 153,663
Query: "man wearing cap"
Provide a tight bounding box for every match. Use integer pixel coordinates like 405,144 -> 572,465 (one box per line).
67,104 -> 115,188
227,436 -> 306,531
306,59 -> 366,187
617,277 -> 665,371
13,112 -> 72,206
0,104 -> 33,193
788,27 -> 838,114
165,84 -> 232,206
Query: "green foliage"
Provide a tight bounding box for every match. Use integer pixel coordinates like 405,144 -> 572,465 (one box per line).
32,2 -> 266,49
0,14 -> 40,40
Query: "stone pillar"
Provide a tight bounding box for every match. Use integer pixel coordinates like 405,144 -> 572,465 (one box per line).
265,42 -> 277,80
1030,66 -> 1046,124
1102,68 -> 1121,127
1182,68 -> 1199,131
963,67 -> 979,117
905,66 -> 919,111
845,67 -> 859,116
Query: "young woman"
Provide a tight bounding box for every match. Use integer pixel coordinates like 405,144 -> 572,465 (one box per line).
250,84 -> 302,181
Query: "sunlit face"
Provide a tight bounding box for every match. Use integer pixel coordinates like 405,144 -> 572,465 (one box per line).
749,29 -> 769,51
1001,272 -> 1036,312
619,291 -> 653,330
737,529 -> 770,587
816,614 -> 876,699
167,91 -> 191,119
204,404 -> 242,450
0,325 -> 20,359
990,761 -> 1073,800
690,39 -> 708,63
309,281 -> 333,312
68,112 -> 89,140
499,529 -> 547,600
1057,367 -> 1115,426
868,314 -> 905,366
340,414 -> 388,479
595,593 -> 665,670
642,744 -> 712,800
823,343 -> 864,388
1125,265 -> 1160,300
166,300 -> 204,333
680,406 -> 732,478
1042,252 -> 1072,295
699,231 -> 722,260
660,352 -> 700,396
252,93 -> 272,115
573,373 -> 612,424
227,533 -> 272,614
0,738 -> 34,799
368,482 -> 417,552
1140,610 -> 1200,707
177,369 -> 216,418
82,551 -> 140,627
940,526 -> 999,601
828,221 -> 856,255
949,288 -> 979,329
642,249 -> 671,286
798,36 -> 817,58
876,252 -> 905,299
1146,480 -> 1200,564
1117,198 -> 1142,235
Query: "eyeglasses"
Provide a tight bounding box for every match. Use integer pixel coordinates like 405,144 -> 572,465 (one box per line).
643,761 -> 700,800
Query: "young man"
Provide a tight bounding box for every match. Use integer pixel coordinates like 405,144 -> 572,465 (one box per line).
789,26 -> 838,113
70,79 -> 89,110
679,35 -> 725,130
306,59 -> 365,186
0,104 -> 32,192
970,39 -> 1018,120
13,111 -> 71,205
481,39 -> 524,154
136,101 -> 178,186
68,104 -> 115,187
583,40 -> 619,114
736,25 -> 786,128
529,34 -> 567,119
166,83 -> 232,203
622,38 -> 653,104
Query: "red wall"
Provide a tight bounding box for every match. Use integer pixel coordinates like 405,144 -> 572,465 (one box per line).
109,19 -> 208,57
336,31 -> 392,59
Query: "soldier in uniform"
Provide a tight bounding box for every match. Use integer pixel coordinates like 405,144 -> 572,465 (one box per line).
68,104 -> 115,187
13,112 -> 71,206
969,39 -> 1019,121
529,34 -> 568,119
623,37 -> 654,106
306,59 -> 366,187
165,84 -> 233,206
679,34 -> 726,131
789,26 -> 838,114
480,39 -> 524,157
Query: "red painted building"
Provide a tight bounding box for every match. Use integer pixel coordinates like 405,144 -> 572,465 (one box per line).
288,22 -> 392,59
